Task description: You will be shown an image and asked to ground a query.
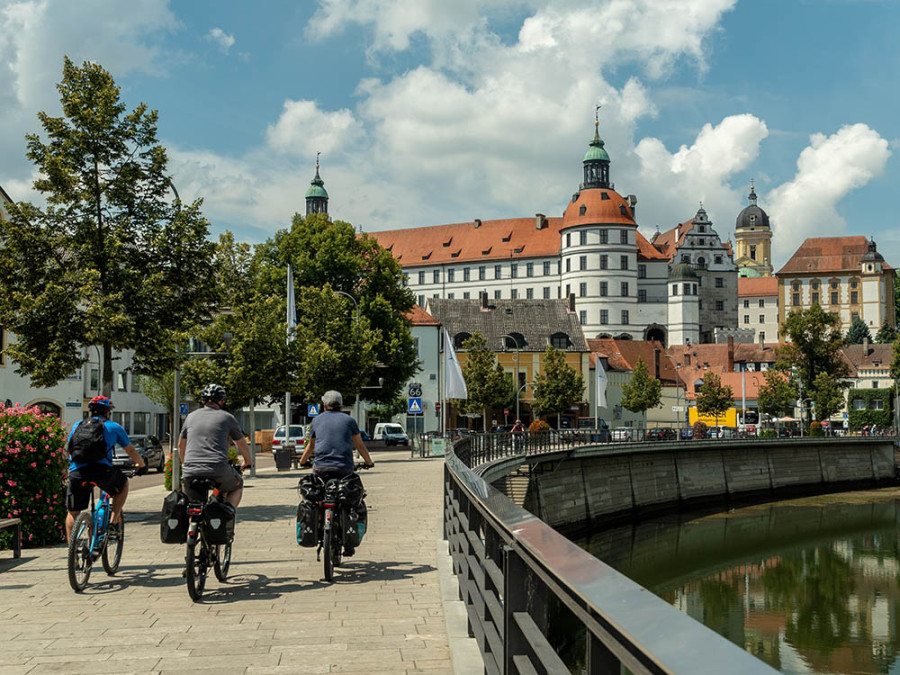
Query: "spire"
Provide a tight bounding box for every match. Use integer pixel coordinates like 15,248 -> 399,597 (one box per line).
748,180 -> 757,206
305,152 -> 329,216
581,106 -> 611,190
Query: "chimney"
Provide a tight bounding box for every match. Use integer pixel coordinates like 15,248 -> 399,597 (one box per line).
863,336 -> 869,356
568,293 -> 575,313
727,336 -> 735,372
653,348 -> 661,379
480,292 -> 488,311
685,353 -> 691,366
675,225 -> 681,242
535,213 -> 545,230
758,331 -> 764,349
474,218 -> 482,229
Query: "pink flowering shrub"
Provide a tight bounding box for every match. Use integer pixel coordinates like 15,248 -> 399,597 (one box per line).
0,403 -> 69,549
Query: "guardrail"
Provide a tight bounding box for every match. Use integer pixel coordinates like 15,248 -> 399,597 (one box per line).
443,437 -> 778,673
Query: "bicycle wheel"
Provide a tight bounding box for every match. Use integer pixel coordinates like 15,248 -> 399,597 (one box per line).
214,543 -> 231,581
102,514 -> 124,575
67,512 -> 93,592
185,539 -> 208,601
323,511 -> 335,582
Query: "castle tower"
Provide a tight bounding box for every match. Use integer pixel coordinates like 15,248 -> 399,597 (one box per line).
734,183 -> 773,277
305,155 -> 329,216
667,262 -> 700,346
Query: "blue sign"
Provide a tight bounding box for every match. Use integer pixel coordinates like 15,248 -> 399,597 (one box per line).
408,397 -> 423,415
307,404 -> 319,417
180,403 -> 189,415
65,401 -> 82,408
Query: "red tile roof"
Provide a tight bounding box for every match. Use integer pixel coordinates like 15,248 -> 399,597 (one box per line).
561,187 -> 636,228
777,236 -> 893,274
738,276 -> 778,297
406,304 -> 440,326
587,338 -> 677,383
840,343 -> 893,377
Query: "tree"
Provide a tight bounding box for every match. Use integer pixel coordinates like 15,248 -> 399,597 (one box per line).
810,371 -> 844,422
756,368 -> 797,420
696,372 -> 734,427
531,345 -> 585,427
0,58 -> 218,393
460,333 -> 512,430
620,357 -> 662,418
845,316 -> 872,345
875,321 -> 897,344
251,213 -> 417,405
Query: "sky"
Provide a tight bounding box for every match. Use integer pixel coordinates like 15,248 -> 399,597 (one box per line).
0,0 -> 898,269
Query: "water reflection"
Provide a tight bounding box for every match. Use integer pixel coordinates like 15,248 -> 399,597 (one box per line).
580,496 -> 900,674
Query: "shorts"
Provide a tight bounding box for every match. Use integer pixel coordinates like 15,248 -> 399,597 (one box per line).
66,463 -> 128,511
181,464 -> 243,501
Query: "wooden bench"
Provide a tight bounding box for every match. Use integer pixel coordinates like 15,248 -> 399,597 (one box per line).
0,518 -> 22,559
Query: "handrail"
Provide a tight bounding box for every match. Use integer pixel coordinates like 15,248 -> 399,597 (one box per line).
444,436 -> 779,673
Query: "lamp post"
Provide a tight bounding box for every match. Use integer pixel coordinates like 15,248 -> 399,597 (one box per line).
500,334 -> 522,421
517,382 -> 531,425
334,291 -> 361,424
171,331 -> 233,489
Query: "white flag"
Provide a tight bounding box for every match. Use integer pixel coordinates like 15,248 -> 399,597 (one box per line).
286,265 -> 297,344
443,328 -> 468,399
596,358 -> 608,409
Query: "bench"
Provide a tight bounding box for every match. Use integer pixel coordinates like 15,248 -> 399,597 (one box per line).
0,518 -> 21,559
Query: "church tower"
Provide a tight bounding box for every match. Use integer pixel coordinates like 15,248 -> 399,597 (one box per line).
305,156 -> 329,216
734,183 -> 773,277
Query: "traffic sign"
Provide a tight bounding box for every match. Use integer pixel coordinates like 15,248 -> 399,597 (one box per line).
408,397 -> 423,414
672,405 -> 685,412
307,404 -> 319,417
180,403 -> 189,415
408,383 -> 422,397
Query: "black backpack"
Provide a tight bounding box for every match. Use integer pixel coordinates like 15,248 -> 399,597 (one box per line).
69,418 -> 109,464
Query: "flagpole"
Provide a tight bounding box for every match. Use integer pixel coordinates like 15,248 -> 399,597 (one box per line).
286,265 -> 296,437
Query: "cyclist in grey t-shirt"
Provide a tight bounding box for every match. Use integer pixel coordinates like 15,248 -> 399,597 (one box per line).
178,384 -> 252,508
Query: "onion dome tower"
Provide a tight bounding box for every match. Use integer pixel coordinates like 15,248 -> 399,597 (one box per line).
581,114 -> 611,190
734,183 -> 773,277
305,155 -> 329,216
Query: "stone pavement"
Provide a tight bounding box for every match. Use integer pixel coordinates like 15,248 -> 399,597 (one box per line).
0,454 -> 478,674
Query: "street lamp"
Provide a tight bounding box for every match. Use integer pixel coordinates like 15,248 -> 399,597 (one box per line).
500,334 -> 523,421
517,382 -> 532,425
333,291 -> 361,424
171,331 -> 233,488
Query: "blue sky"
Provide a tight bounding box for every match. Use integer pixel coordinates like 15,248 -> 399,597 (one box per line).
1,0 -> 898,268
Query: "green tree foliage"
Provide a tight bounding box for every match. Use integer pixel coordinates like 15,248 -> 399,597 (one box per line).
695,372 -> 734,426
367,397 -> 408,421
620,357 -> 662,414
460,333 -> 512,429
845,316 -> 873,345
251,213 -> 417,404
875,321 -> 898,344
531,346 -> 585,425
756,369 -> 797,419
0,58 -> 218,392
810,371 -> 845,422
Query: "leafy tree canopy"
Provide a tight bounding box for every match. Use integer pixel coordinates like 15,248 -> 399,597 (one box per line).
810,371 -> 844,422
696,372 -> 734,423
620,357 -> 662,414
0,58 -> 218,392
875,321 -> 897,344
460,333 -> 512,427
756,368 -> 797,420
845,317 -> 873,345
532,345 -> 585,422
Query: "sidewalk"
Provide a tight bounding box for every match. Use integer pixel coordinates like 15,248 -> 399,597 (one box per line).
0,454 -> 460,674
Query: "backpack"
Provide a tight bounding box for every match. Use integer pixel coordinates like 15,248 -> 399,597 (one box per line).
69,418 -> 109,464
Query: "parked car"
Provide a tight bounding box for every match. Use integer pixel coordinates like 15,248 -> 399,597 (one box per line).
447,428 -> 475,440
112,434 -> 165,473
611,428 -> 639,441
272,425 -> 306,452
646,427 -> 677,441
373,422 -> 410,446
360,429 -> 371,441
422,430 -> 443,441
708,426 -> 737,439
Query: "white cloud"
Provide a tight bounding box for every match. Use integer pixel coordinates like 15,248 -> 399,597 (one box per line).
767,124 -> 891,262
207,27 -> 235,53
265,100 -> 361,158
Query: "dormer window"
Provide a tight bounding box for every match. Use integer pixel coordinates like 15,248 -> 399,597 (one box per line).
442,237 -> 453,247
579,205 -> 587,216
601,192 -> 610,201
749,215 -> 757,225
501,231 -> 512,243
550,332 -> 571,349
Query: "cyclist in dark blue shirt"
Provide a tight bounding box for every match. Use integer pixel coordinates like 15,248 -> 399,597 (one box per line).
65,396 -> 144,540
299,391 -> 374,478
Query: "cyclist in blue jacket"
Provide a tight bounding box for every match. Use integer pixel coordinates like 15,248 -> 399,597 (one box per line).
65,396 -> 144,540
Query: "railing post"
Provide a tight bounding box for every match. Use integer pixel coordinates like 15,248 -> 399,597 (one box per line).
504,545 -> 528,673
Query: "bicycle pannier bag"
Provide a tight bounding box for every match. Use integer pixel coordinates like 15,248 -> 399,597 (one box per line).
296,500 -> 318,547
203,499 -> 235,545
344,500 -> 368,548
69,418 -> 108,464
160,490 -> 189,544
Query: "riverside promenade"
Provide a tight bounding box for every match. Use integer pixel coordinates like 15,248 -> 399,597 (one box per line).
0,453 -> 479,674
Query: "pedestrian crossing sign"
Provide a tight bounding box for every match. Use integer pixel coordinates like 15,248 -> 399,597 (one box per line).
308,404 -> 319,417
408,397 -> 423,414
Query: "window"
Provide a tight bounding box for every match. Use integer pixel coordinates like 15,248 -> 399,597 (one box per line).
511,289 -> 518,299
511,263 -> 518,278
638,289 -> 647,303
526,263 -> 534,277
681,254 -> 690,263
600,310 -> 609,325
715,256 -> 723,265
811,292 -> 819,304
580,256 -> 587,271
811,281 -> 819,290
637,264 -> 646,279
744,299 -> 750,308
418,271 -> 425,284
831,281 -> 838,289
749,246 -> 756,260
448,292 -> 455,299
117,372 -> 128,391
495,265 -> 502,279
693,284 -> 698,294
543,287 -> 551,299
699,300 -> 703,309
851,291 -> 858,304
133,412 -> 150,436
543,262 -> 551,276
479,266 -> 486,280
744,315 -> 750,324
579,205 -> 587,216
698,225 -> 706,233
830,291 -> 838,304
566,258 -> 571,272
112,412 -> 131,433
566,233 -> 571,247
579,282 -> 587,297
579,310 -> 587,325
433,270 -> 440,283
672,284 -> 678,296
600,255 -> 608,270
715,277 -> 724,288
89,368 -> 99,393
683,283 -> 691,295
871,398 -> 884,409
464,267 -> 471,282
759,299 -> 765,308
418,295 -> 425,306
599,229 -> 608,244
715,301 -> 724,311
620,229 -> 628,244
565,284 -> 570,297
620,256 -> 628,270
698,238 -> 705,246
621,310 -> 629,324
792,281 -> 801,291
526,288 -> 534,299
448,269 -> 455,282
494,290 -> 502,299
550,333 -> 570,349
580,231 -> 587,245
792,293 -> 800,306
851,312 -> 859,323
620,282 -> 629,297
600,281 -> 608,297
759,314 -> 765,323
462,292 -> 469,299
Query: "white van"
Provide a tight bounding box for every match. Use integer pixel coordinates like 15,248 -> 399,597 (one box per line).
373,422 -> 409,446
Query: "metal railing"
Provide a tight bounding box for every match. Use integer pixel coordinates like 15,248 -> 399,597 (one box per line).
444,438 -> 777,674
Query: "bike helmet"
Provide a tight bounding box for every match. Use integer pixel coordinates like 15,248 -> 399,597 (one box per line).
88,395 -> 114,414
201,383 -> 226,404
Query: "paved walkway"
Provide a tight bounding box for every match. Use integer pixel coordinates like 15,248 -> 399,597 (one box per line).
0,454 -> 472,674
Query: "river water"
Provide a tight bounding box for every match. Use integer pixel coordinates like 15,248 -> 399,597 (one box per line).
579,489 -> 900,674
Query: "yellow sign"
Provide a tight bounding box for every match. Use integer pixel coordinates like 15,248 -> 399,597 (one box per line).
688,407 -> 737,427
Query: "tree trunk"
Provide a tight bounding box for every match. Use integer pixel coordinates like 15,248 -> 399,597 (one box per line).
102,342 -> 114,397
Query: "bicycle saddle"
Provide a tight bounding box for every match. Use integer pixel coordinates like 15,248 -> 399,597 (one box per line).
185,476 -> 217,491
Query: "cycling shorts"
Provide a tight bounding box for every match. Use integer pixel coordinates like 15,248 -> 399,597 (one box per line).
66,464 -> 128,511
181,464 -> 243,501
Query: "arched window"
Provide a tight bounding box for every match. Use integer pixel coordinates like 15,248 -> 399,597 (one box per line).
33,401 -> 61,417
453,332 -> 471,350
550,332 -> 570,349
579,205 -> 586,216
503,333 -> 526,350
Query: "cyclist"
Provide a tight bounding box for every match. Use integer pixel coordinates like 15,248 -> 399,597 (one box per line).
65,396 -> 144,540
178,384 -> 252,509
299,390 -> 375,479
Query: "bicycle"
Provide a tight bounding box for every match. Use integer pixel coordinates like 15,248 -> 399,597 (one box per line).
298,463 -> 370,582
67,469 -> 135,592
183,475 -> 239,601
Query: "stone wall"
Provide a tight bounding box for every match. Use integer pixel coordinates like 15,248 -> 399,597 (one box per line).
517,439 -> 897,534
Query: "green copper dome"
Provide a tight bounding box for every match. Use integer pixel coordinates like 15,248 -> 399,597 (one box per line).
584,129 -> 610,162
305,169 -> 328,199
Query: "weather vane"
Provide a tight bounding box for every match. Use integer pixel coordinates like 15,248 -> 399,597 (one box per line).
316,151 -> 321,169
